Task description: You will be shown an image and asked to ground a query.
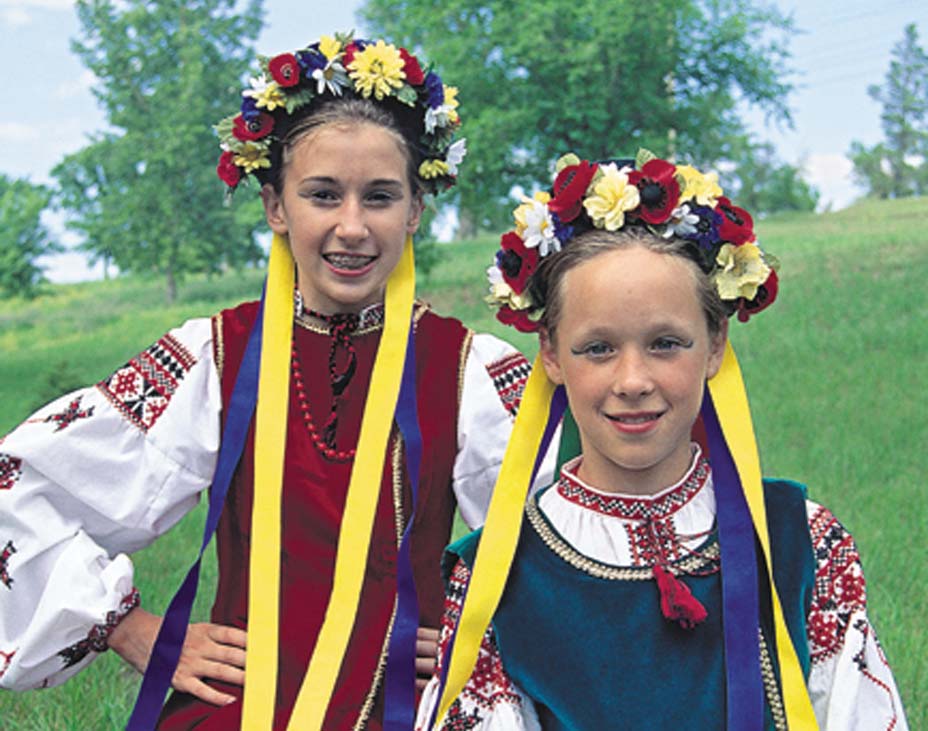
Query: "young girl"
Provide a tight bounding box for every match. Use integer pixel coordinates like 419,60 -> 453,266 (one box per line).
416,152 -> 909,730
0,33 -> 547,730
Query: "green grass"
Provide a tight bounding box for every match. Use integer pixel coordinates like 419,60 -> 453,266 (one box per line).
1,198 -> 926,728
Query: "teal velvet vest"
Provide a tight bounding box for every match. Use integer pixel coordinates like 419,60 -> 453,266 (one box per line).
448,479 -> 814,731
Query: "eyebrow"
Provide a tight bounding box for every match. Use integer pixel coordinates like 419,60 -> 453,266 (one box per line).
299,176 -> 405,188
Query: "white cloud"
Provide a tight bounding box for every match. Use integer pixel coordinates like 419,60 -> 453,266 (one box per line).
54,70 -> 97,100
0,7 -> 29,25
0,121 -> 40,143
802,153 -> 861,212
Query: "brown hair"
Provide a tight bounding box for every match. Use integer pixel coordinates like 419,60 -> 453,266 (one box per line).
533,227 -> 728,342
260,97 -> 423,194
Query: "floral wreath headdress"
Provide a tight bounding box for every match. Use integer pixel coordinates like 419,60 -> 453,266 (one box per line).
214,32 -> 466,195
486,149 -> 779,333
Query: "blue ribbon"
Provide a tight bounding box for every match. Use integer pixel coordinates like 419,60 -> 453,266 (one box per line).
701,386 -> 764,731
382,316 -> 422,730
125,298 -> 264,730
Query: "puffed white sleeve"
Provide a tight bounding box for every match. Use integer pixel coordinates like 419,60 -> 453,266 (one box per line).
415,558 -> 541,731
453,333 -> 557,529
0,317 -> 221,690
804,501 -> 910,731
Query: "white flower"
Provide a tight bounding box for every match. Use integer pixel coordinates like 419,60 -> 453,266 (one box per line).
242,75 -> 270,100
445,139 -> 467,176
662,203 -> 700,239
514,194 -> 560,257
486,265 -> 532,309
312,61 -> 349,96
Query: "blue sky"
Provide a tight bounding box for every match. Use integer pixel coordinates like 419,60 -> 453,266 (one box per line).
1,0 -> 926,281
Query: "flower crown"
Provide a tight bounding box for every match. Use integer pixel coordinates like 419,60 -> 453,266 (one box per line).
215,32 -> 465,196
486,149 -> 779,332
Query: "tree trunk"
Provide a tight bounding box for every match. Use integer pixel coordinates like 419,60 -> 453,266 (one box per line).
457,207 -> 477,239
166,266 -> 177,304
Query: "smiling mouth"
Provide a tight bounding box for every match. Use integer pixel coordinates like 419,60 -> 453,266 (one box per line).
609,413 -> 661,424
324,253 -> 377,271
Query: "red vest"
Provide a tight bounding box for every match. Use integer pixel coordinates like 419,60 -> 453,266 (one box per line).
159,301 -> 470,730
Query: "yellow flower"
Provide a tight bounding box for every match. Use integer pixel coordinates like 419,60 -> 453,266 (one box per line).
349,39 -> 405,100
419,159 -> 450,179
254,82 -> 285,111
444,85 -> 460,124
318,35 -> 342,61
582,164 -> 640,231
487,266 -> 534,310
233,143 -> 271,173
677,165 -> 723,207
714,242 -> 771,300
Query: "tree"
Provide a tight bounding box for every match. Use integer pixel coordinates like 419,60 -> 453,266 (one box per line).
0,175 -> 60,299
361,0 -> 795,233
849,23 -> 928,199
726,139 -> 819,215
54,0 -> 266,302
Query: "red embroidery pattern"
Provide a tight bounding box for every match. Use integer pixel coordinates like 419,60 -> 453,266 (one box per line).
807,504 -> 866,663
97,334 -> 196,432
0,648 -> 15,681
43,396 -> 95,432
57,588 -> 141,669
558,455 -> 709,520
486,352 -> 531,418
1,540 -> 16,589
0,454 -> 22,491
435,560 -> 522,730
849,618 -> 901,730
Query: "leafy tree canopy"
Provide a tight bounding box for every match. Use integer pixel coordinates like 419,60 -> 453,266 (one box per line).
362,0 -> 795,232
849,23 -> 928,199
54,0 -> 266,302
0,175 -> 60,299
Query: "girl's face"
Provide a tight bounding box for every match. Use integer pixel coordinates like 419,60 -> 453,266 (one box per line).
540,245 -> 727,495
261,122 -> 423,314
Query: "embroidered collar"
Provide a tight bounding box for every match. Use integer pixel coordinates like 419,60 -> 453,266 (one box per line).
294,290 -> 385,334
556,447 -> 710,522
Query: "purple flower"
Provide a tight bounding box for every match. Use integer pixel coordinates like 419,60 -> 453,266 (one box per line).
425,71 -> 444,108
552,213 -> 574,248
297,48 -> 327,75
241,96 -> 261,121
683,205 -> 723,250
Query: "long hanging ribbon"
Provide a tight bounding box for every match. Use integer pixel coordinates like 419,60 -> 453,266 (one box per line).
432,367 -> 565,727
707,343 -> 819,730
382,313 -> 423,730
282,234 -> 417,729
125,299 -> 266,730
241,232 -> 295,728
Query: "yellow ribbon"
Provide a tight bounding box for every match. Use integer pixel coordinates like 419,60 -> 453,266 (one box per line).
242,233 -> 417,730
434,358 -> 555,726
708,343 -> 819,730
243,232 -> 295,729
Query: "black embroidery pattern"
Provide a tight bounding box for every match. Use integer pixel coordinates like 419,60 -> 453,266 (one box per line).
1,540 -> 16,589
43,396 -> 95,432
0,454 -> 23,491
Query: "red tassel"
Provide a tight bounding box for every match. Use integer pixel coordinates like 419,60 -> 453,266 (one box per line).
653,564 -> 708,630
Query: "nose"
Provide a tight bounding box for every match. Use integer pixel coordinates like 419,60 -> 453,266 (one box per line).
334,196 -> 368,243
612,348 -> 654,399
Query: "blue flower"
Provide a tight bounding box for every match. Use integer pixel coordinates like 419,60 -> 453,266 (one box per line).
241,96 -> 261,121
552,213 -> 574,248
425,71 -> 444,108
683,205 -> 723,250
297,48 -> 327,75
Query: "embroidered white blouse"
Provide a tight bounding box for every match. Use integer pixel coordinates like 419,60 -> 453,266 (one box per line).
0,312 -> 550,691
416,450 -> 909,731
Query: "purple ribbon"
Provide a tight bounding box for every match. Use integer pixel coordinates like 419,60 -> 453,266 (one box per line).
125,298 -> 264,730
382,317 -> 422,730
700,386 -> 764,730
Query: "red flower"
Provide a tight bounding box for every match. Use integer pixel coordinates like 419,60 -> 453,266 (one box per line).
628,158 -> 680,225
549,160 -> 597,223
498,232 -> 539,294
736,268 -> 778,322
232,113 -> 275,141
343,42 -> 359,67
216,151 -> 241,187
268,53 -> 301,87
399,48 -> 425,85
497,305 -> 540,333
715,196 -> 754,245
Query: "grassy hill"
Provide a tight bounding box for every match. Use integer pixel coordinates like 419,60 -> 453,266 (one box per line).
1,197 -> 926,728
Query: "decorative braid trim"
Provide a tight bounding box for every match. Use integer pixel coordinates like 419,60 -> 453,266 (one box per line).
211,312 -> 225,382
526,498 -> 719,580
759,626 -> 788,731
